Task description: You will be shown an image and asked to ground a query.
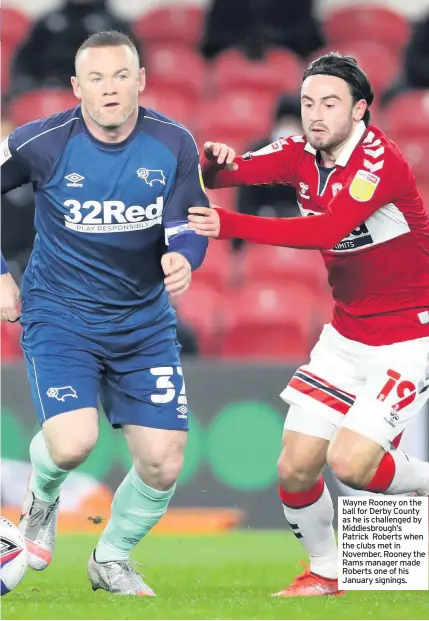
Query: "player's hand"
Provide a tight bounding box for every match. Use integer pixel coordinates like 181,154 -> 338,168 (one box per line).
203,141 -> 238,170
188,206 -> 220,238
161,252 -> 192,297
1,272 -> 21,322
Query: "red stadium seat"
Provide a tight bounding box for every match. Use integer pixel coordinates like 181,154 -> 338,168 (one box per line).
385,90 -> 429,139
139,88 -> 196,128
195,128 -> 253,158
191,240 -> 233,292
144,44 -> 205,99
133,6 -> 204,47
1,322 -> 23,361
1,8 -> 32,52
204,188 -> 237,212
173,283 -> 223,356
324,5 -> 410,56
10,89 -> 78,126
394,136 -> 429,186
1,45 -> 14,93
309,43 -> 399,97
240,246 -> 327,291
212,49 -> 302,97
219,284 -> 315,360
198,90 -> 274,145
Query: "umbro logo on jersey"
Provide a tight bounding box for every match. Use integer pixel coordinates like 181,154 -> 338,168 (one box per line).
137,168 -> 166,186
65,173 -> 85,187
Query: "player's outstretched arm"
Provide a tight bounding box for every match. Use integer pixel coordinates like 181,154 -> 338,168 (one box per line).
189,163 -> 401,249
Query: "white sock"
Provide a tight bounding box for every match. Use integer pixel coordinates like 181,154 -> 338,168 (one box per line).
281,481 -> 338,579
385,450 -> 429,494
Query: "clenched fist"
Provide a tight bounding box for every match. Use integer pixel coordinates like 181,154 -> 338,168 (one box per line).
161,252 -> 192,297
1,273 -> 21,322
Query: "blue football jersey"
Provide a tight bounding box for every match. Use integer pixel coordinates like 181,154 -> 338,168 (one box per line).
1,106 -> 209,331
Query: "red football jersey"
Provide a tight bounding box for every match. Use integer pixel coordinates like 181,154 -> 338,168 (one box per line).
201,122 -> 429,345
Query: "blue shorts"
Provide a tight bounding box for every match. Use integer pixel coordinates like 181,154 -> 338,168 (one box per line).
20,318 -> 189,430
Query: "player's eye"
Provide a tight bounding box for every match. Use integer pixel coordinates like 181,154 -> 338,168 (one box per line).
91,77 -> 102,83
118,74 -> 128,80
325,104 -> 335,109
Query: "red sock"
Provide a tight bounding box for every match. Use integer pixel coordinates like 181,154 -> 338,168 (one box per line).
366,452 -> 396,492
279,476 -> 325,508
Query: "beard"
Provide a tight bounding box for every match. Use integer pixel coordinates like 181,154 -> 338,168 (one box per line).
306,122 -> 353,153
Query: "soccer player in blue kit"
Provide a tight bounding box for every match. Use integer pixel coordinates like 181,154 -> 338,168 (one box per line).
0,30 -> 209,596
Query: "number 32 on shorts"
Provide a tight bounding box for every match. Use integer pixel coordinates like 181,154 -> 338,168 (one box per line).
150,367 -> 186,405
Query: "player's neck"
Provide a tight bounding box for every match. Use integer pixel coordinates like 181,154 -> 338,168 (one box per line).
82,107 -> 139,144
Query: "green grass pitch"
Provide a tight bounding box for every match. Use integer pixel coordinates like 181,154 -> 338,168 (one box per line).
2,531 -> 428,619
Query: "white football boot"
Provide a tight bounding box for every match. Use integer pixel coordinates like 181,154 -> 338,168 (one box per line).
18,489 -> 59,570
88,552 -> 156,596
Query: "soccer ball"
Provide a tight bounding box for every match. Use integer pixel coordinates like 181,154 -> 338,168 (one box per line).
0,517 -> 28,595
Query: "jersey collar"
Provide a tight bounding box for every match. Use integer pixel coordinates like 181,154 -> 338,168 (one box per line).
304,120 -> 367,167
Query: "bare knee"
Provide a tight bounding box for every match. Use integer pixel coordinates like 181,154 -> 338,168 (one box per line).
277,455 -> 320,491
277,432 -> 328,492
46,434 -> 97,470
327,432 -> 383,489
43,409 -> 99,470
135,453 -> 183,491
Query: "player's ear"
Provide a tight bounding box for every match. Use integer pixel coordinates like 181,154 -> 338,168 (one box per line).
138,67 -> 146,94
353,98 -> 367,123
71,76 -> 82,100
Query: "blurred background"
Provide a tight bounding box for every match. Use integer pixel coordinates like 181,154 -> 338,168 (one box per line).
1,0 -> 429,532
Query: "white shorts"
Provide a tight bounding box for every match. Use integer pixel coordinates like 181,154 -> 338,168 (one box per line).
281,324 -> 429,450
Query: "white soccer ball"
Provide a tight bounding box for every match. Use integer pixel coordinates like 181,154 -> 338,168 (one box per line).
0,517 -> 28,595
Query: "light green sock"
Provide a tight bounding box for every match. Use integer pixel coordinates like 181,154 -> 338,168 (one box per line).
95,467 -> 176,562
29,431 -> 69,502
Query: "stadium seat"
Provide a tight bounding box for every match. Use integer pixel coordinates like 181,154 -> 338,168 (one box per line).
211,48 -> 302,97
1,8 -> 32,52
195,128 -> 253,158
139,88 -> 196,128
240,246 -> 327,291
218,284 -> 315,360
1,45 -> 14,93
323,5 -> 410,57
173,283 -> 223,356
133,6 -> 204,47
204,188 -> 237,213
385,90 -> 429,139
9,89 -> 78,126
308,43 -> 399,97
394,136 -> 429,186
198,90 -> 274,145
1,322 -> 23,361
144,44 -> 205,100
191,240 -> 233,292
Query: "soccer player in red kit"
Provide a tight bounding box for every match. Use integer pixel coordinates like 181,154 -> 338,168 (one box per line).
189,53 -> 429,597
